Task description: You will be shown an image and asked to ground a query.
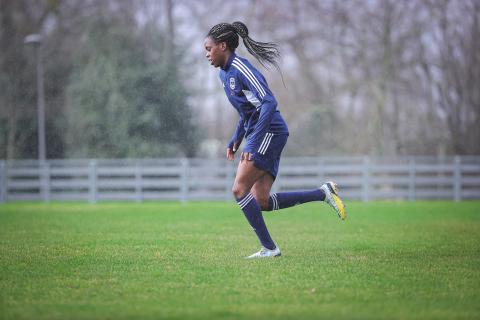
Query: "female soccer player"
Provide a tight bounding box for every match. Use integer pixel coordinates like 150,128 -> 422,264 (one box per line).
204,22 -> 346,259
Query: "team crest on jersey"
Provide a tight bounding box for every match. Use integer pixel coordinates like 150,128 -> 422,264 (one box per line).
229,77 -> 235,90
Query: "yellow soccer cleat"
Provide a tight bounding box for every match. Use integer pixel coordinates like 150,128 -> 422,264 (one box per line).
320,181 -> 347,220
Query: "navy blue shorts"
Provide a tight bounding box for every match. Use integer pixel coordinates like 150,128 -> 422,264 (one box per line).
247,133 -> 288,179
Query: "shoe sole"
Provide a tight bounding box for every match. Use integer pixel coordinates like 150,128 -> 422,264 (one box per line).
245,253 -> 281,259
326,182 -> 347,220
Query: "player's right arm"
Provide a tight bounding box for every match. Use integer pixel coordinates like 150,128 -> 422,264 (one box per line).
226,116 -> 245,160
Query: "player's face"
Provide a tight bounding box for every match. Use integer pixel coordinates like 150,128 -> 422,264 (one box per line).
204,37 -> 227,68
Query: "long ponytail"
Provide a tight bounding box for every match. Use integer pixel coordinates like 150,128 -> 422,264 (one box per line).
231,22 -> 280,70
207,21 -> 281,70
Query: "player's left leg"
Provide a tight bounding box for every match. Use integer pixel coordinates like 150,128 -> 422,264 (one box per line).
250,132 -> 346,219
320,181 -> 347,220
265,188 -> 326,212
252,170 -> 326,211
250,133 -> 329,213
233,158 -> 278,253
250,173 -> 275,210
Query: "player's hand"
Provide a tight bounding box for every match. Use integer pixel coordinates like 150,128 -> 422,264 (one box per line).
226,148 -> 235,161
226,142 -> 240,161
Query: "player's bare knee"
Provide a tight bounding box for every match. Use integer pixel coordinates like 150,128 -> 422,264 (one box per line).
232,184 -> 248,199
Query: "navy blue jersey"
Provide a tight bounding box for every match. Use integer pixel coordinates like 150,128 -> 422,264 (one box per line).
219,53 -> 289,154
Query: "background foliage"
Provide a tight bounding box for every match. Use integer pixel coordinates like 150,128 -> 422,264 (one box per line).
1,0 -> 479,159
1,0 -> 198,159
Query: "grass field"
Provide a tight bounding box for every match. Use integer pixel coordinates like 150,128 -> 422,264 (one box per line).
1,201 -> 479,320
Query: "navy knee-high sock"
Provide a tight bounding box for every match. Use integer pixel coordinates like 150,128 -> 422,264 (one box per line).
237,193 -> 276,250
267,189 -> 325,211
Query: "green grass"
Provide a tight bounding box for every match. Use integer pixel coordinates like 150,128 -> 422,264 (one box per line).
1,201 -> 479,320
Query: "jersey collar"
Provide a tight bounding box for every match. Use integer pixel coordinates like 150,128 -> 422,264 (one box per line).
222,52 -> 236,71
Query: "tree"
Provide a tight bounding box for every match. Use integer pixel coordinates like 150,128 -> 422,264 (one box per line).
64,7 -> 199,158
418,0 -> 480,154
1,0 -> 200,159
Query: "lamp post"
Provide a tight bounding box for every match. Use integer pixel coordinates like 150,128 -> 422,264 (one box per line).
24,34 -> 46,162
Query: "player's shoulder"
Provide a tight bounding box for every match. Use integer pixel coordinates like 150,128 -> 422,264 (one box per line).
231,55 -> 263,79
232,55 -> 256,71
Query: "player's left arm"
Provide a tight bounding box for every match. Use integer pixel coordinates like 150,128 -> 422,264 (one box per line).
227,115 -> 246,152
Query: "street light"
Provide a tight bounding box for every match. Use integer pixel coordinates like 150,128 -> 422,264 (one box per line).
24,34 -> 46,162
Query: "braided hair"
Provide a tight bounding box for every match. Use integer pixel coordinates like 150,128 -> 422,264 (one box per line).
207,21 -> 280,70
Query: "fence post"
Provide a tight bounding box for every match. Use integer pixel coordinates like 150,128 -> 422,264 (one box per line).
453,156 -> 461,202
135,161 -> 142,203
89,159 -> 97,203
362,156 -> 370,202
317,157 -> 325,186
276,172 -> 283,193
271,177 -> 279,193
408,157 -> 416,201
0,161 -> 5,203
180,158 -> 189,203
271,160 -> 280,194
225,161 -> 233,201
41,161 -> 51,202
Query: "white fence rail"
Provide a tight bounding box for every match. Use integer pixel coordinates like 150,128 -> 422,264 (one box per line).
1,156 -> 479,203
